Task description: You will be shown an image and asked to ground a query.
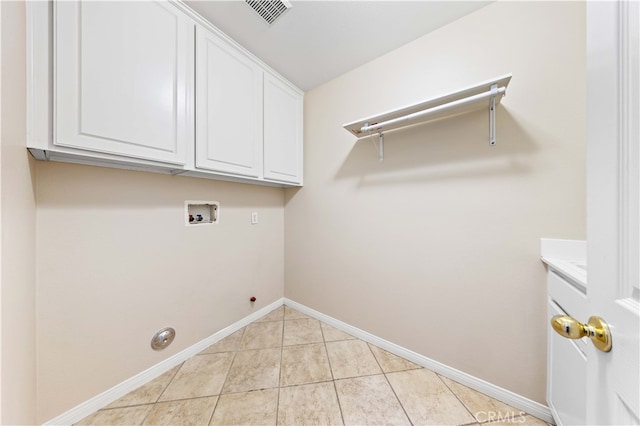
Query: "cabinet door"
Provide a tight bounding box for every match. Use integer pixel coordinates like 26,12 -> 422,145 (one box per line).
263,73 -> 303,184
55,1 -> 192,165
196,27 -> 262,177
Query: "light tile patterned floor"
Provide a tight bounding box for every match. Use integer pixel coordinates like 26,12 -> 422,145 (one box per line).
77,306 -> 551,425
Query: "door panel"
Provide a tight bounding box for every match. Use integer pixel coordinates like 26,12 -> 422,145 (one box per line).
195,26 -> 262,177
548,299 -> 587,426
263,73 -> 303,184
55,1 -> 191,164
586,1 -> 639,424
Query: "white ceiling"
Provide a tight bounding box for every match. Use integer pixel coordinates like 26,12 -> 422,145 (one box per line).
184,1 -> 491,91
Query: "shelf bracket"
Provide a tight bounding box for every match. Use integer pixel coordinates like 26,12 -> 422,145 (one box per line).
365,122 -> 385,162
489,83 -> 498,146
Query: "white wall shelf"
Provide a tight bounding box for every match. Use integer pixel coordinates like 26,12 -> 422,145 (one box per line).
343,74 -> 512,161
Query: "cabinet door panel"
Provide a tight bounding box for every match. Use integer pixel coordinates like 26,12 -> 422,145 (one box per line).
263,73 -> 303,184
548,299 -> 587,426
55,1 -> 190,164
196,27 -> 262,177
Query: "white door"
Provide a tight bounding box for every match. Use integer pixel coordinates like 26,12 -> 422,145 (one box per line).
586,1 -> 639,424
55,1 -> 192,164
195,26 -> 263,178
263,73 -> 303,184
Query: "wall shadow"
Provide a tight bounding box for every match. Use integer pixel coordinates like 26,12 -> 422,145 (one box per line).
334,107 -> 540,187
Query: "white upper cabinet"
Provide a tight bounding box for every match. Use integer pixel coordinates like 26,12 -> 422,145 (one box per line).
28,0 -> 303,186
195,26 -> 263,178
263,73 -> 303,184
55,1 -> 192,165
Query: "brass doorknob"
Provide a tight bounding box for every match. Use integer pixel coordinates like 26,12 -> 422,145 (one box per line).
551,315 -> 612,352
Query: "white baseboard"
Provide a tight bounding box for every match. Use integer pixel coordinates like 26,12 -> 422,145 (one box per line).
44,298 -> 284,426
284,298 -> 554,424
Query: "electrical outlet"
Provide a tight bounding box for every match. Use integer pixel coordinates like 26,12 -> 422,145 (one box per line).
251,212 -> 258,224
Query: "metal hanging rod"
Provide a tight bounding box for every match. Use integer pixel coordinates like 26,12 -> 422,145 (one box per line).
343,74 -> 512,162
360,86 -> 505,134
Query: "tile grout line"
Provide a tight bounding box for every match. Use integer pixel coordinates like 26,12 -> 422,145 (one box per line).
436,373 -> 531,425
436,372 -> 481,424
207,326 -> 248,425
205,397 -> 217,426
275,306 -> 285,426
319,320 -> 346,426
92,402 -> 154,412
122,394 -> 221,406
366,342 -> 414,426
134,360 -> 187,426
206,394 -> 220,426
97,390 -> 222,413
279,378 -> 335,389
136,403 -> 152,426
152,362 -> 184,405
98,360 -> 186,421
332,370 -> 401,382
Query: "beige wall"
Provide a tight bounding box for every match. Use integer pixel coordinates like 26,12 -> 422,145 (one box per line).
36,163 -> 285,422
0,1 -> 38,424
12,0 -> 586,421
285,0 -> 585,405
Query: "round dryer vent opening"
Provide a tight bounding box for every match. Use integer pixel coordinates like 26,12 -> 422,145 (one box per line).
151,327 -> 176,351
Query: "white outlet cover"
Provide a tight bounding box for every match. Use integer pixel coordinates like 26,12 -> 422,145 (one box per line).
251,212 -> 258,224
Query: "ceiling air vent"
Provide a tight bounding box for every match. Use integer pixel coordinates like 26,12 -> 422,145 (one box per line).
245,0 -> 292,25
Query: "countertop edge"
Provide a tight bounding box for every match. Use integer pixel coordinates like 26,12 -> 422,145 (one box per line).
540,238 -> 587,288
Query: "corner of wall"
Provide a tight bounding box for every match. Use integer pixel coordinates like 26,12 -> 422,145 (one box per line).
1,0 -> 38,423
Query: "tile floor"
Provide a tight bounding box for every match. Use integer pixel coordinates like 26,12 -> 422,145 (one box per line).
78,306 -> 552,426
